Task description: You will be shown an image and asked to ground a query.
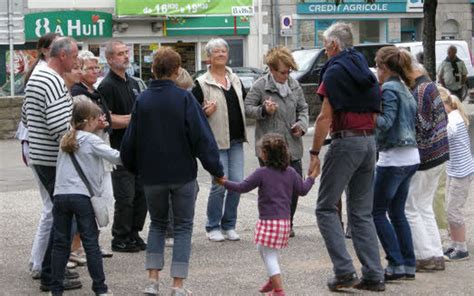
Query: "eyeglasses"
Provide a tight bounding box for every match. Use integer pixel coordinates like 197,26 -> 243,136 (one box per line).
83,66 -> 101,72
275,68 -> 292,76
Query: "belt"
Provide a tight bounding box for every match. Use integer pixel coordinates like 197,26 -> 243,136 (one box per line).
331,129 -> 374,139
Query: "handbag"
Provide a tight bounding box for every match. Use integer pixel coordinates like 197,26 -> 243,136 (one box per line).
69,152 -> 110,227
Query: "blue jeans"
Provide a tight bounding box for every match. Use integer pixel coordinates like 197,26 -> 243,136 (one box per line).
50,194 -> 107,294
373,164 -> 418,275
144,180 -> 198,278
316,136 -> 383,281
206,142 -> 244,232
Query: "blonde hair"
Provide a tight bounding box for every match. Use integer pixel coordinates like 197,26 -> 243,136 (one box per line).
265,46 -> 298,71
175,67 -> 193,90
375,46 -> 415,88
60,96 -> 102,153
438,86 -> 469,126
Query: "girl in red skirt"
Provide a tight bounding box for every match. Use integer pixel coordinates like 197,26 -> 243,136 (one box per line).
217,133 -> 318,295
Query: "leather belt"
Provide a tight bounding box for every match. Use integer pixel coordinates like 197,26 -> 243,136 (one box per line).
331,129 -> 374,139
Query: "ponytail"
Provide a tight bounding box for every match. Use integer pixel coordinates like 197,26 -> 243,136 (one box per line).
375,46 -> 415,88
60,129 -> 79,153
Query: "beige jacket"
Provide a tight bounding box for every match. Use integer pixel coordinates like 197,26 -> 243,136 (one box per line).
196,67 -> 247,149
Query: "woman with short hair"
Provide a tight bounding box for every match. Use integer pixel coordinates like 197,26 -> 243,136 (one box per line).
245,46 -> 309,237
192,38 -> 247,242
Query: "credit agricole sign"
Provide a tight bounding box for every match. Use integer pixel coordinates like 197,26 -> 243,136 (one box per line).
25,11 -> 112,40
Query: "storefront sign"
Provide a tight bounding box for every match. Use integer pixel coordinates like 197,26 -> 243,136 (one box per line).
165,16 -> 250,36
116,0 -> 254,16
24,11 -> 112,40
297,1 -> 407,14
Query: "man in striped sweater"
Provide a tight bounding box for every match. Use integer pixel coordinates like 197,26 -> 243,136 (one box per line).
22,37 -> 81,292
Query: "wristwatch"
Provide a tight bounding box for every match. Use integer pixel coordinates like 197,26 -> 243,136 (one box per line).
309,149 -> 320,156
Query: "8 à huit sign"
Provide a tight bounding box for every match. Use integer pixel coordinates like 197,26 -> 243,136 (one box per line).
25,11 -> 112,40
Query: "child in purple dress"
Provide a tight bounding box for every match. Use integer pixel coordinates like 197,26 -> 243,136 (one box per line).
216,133 -> 318,296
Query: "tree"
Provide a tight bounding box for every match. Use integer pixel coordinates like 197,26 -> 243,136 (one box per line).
332,0 -> 438,79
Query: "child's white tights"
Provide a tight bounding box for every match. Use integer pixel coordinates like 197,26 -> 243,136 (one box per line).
257,244 -> 280,276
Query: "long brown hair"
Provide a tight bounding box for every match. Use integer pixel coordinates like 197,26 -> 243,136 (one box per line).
375,46 -> 415,88
60,96 -> 102,153
258,133 -> 290,171
24,33 -> 59,85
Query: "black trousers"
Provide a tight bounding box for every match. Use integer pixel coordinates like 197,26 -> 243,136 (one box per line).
111,166 -> 147,243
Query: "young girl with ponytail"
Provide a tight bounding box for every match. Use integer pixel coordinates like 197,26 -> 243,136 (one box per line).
50,97 -> 121,295
439,88 -> 474,261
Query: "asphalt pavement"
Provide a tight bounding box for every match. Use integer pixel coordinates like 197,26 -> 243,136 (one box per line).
1,125 -> 473,296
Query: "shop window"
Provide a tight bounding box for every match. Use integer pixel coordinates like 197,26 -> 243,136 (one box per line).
359,20 -> 380,43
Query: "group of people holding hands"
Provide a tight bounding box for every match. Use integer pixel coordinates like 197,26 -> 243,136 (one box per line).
21,20 -> 472,296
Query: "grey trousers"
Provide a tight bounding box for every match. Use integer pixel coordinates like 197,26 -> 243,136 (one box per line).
316,136 -> 383,281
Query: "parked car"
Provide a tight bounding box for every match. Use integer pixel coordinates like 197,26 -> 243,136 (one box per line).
192,66 -> 264,92
395,40 -> 474,90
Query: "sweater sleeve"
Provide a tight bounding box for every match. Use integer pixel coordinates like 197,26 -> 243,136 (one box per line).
376,88 -> 398,132
244,79 -> 266,120
186,93 -> 224,177
224,169 -> 262,193
290,168 -> 315,196
89,134 -> 122,165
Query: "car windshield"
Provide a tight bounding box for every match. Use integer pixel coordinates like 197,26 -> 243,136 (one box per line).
293,49 -> 321,72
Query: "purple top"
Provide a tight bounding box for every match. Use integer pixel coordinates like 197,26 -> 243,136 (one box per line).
224,167 -> 315,220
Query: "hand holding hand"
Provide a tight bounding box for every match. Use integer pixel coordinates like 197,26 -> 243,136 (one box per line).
96,114 -> 109,130
203,100 -> 217,116
264,97 -> 278,115
308,155 -> 321,178
214,176 -> 227,185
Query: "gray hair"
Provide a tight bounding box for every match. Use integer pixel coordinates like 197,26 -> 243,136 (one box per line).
105,40 -> 125,59
323,22 -> 353,50
50,37 -> 77,58
205,38 -> 229,57
78,50 -> 99,64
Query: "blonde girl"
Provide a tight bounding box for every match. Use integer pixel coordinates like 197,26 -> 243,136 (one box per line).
439,87 -> 474,261
49,98 -> 121,295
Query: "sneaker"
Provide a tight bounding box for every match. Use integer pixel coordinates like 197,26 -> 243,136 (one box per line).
327,272 -> 359,291
170,287 -> 192,296
97,290 -> 113,296
66,261 -> 77,269
64,269 -> 80,279
132,234 -> 147,251
289,229 -> 295,238
416,257 -> 436,272
143,280 -> 159,295
445,249 -> 470,261
444,247 -> 455,257
111,240 -> 140,253
434,256 -> 445,270
269,289 -> 285,296
165,238 -> 174,248
258,279 -> 273,293
207,230 -> 225,242
223,229 -> 240,241
40,279 -> 82,292
384,272 -> 405,281
30,269 -> 41,280
354,279 -> 385,292
404,273 -> 415,280
101,248 -> 114,258
69,250 -> 87,266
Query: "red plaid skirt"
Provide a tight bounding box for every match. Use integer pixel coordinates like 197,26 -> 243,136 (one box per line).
254,219 -> 291,249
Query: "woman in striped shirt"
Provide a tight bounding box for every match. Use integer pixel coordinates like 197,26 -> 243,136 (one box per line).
439,87 -> 474,261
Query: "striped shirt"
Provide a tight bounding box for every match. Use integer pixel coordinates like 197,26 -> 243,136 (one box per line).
446,110 -> 474,178
22,66 -> 72,167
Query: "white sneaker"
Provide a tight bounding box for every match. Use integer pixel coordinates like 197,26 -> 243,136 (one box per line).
143,280 -> 159,295
207,230 -> 225,242
171,287 -> 192,296
223,229 -> 240,241
66,261 -> 77,269
97,290 -> 114,296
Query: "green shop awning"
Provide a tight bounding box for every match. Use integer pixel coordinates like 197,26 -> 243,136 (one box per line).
165,16 -> 250,36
